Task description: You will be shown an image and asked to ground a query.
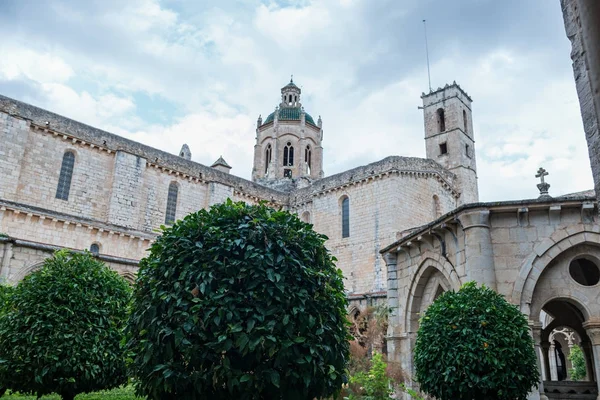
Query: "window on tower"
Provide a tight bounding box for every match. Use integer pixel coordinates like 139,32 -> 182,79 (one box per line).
463,109 -> 468,133
439,142 -> 448,155
305,145 -> 312,173
265,144 -> 272,174
283,142 -> 294,166
436,108 -> 446,132
165,182 -> 178,225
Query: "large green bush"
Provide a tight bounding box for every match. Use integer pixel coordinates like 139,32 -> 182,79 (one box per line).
0,251 -> 132,400
127,200 -> 349,400
413,282 -> 539,400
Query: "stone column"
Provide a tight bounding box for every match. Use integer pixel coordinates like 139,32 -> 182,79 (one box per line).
549,343 -> 558,381
532,322 -> 550,400
583,322 -> 600,398
457,210 -> 496,290
561,0 -> 600,209
541,341 -> 551,381
582,341 -> 595,381
0,241 -> 13,281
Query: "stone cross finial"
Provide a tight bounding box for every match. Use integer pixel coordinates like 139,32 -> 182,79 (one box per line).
535,167 -> 551,198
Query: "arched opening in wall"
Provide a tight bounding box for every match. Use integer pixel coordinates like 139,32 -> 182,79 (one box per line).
436,108 -> 445,133
264,144 -> 272,174
340,196 -> 350,238
463,109 -> 468,133
56,150 -> 76,201
165,182 -> 179,225
283,142 -> 294,166
300,211 -> 311,224
433,285 -> 445,301
14,261 -> 46,282
569,257 -> 600,286
305,145 -> 312,175
536,298 -> 595,389
121,271 -> 136,285
90,243 -> 100,255
408,265 -> 451,334
432,195 -> 441,219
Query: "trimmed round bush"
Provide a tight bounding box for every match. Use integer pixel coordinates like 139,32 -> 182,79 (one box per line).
413,282 -> 539,400
127,200 -> 349,400
0,250 -> 132,400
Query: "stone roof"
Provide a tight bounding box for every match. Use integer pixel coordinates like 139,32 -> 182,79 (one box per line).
379,192 -> 598,255
211,156 -> 231,168
0,94 -> 289,204
263,107 -> 317,126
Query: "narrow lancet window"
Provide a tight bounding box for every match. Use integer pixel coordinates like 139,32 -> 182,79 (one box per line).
341,197 -> 350,238
463,109 -> 468,133
265,144 -> 272,174
283,142 -> 294,166
56,151 -> 75,200
436,108 -> 445,132
165,182 -> 178,225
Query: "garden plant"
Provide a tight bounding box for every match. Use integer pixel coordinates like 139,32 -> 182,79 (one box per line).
413,282 -> 539,400
0,251 -> 132,400
127,200 -> 350,400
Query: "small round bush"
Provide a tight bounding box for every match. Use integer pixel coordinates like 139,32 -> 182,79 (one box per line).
413,282 -> 539,400
127,200 -> 349,400
0,250 -> 132,400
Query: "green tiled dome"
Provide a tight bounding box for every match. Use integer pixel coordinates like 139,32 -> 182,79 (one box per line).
263,107 -> 317,126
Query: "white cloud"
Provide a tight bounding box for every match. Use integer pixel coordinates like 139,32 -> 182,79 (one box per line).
0,47 -> 74,83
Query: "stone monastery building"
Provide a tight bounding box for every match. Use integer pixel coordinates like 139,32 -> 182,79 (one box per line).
0,79 -> 478,296
2,76 -> 600,399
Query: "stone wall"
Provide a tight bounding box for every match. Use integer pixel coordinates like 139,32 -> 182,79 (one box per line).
0,93 -> 468,301
381,194 -> 600,397
561,0 -> 600,207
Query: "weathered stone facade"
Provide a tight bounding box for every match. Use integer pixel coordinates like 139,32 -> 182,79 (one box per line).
382,194 -> 600,399
0,80 -> 477,307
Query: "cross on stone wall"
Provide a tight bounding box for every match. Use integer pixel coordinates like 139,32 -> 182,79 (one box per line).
536,167 -> 549,184
535,167 -> 551,198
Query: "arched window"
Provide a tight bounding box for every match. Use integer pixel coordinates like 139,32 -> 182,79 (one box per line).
283,142 -> 294,166
301,211 -> 311,223
305,145 -> 312,172
341,196 -> 350,238
56,151 -> 75,200
90,243 -> 100,255
436,108 -> 445,133
265,144 -> 272,174
463,109 -> 468,133
165,182 -> 178,225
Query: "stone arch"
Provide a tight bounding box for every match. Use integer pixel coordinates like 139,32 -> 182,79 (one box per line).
12,260 -> 46,282
404,251 -> 461,333
121,271 -> 136,284
511,227 -> 600,314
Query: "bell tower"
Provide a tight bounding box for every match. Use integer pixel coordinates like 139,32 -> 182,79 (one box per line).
422,82 -> 478,204
252,78 -> 324,182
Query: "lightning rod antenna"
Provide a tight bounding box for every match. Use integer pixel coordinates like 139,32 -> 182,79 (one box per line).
423,19 -> 432,92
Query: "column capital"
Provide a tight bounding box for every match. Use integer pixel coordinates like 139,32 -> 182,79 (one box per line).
383,252 -> 397,267
583,321 -> 600,345
457,209 -> 490,230
530,320 -> 544,342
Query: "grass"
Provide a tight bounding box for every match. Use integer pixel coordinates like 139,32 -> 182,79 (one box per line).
3,385 -> 141,399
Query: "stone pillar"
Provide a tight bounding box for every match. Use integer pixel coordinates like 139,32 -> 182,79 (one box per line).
532,322 -> 550,400
0,241 -> 13,281
457,210 -> 496,290
541,341 -> 552,381
549,343 -> 558,381
583,322 -> 600,398
561,0 -> 600,209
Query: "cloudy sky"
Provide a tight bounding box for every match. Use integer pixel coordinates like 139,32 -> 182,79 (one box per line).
0,0 -> 592,201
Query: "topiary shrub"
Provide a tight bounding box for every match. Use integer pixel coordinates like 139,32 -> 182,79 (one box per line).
0,250 -> 132,400
413,282 -> 539,400
126,200 -> 349,400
